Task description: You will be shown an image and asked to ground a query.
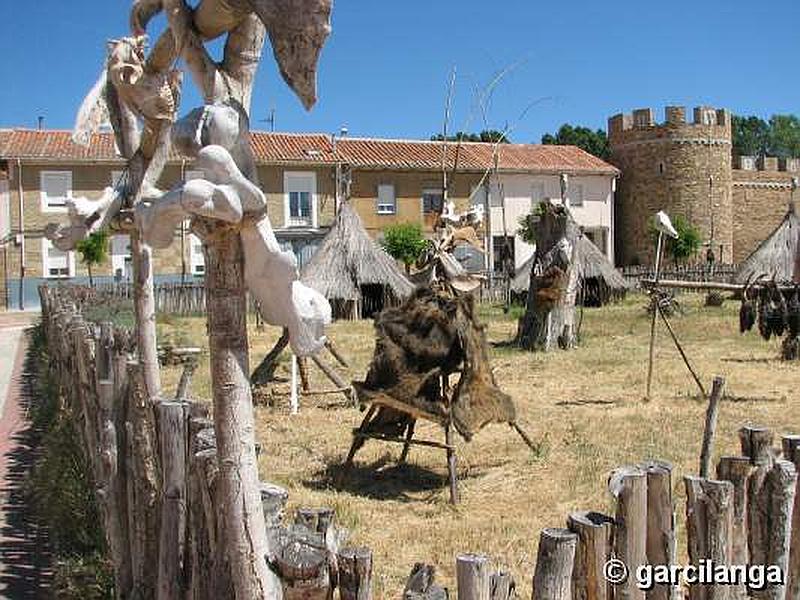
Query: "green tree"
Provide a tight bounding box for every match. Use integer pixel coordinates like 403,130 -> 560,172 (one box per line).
75,230 -> 108,287
430,130 -> 510,143
381,223 -> 428,273
732,115 -> 769,157
768,114 -> 800,158
541,124 -> 610,160
650,215 -> 702,265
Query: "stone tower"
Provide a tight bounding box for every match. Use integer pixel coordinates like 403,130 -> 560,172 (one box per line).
608,106 -> 733,266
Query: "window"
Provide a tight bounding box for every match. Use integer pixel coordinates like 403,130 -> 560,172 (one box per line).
493,235 -> 515,275
190,234 -> 205,276
284,172 -> 317,227
570,184 -> 584,207
111,235 -> 132,280
42,239 -> 75,278
422,188 -> 443,214
0,180 -> 9,239
40,171 -> 72,212
376,183 -> 396,214
531,181 -> 546,208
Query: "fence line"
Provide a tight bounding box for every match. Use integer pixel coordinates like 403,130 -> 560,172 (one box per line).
37,285 -> 800,598
621,262 -> 739,288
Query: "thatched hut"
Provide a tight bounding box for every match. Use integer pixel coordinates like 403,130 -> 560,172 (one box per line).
301,202 -> 415,319
510,235 -> 628,306
735,206 -> 800,284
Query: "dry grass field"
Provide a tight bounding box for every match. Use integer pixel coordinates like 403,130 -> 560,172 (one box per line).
157,293 -> 800,597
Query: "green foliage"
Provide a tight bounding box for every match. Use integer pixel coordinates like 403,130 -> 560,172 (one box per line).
25,324 -> 113,597
541,124 -> 609,159
732,115 -> 769,157
381,223 -> 428,272
649,214 -> 702,264
517,202 -> 548,245
75,231 -> 109,286
767,114 -> 800,158
430,130 -> 509,143
732,113 -> 800,158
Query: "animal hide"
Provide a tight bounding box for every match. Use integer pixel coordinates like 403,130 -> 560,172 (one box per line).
354,285 -> 516,440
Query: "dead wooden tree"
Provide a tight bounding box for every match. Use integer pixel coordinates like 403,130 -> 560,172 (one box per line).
516,202 -> 580,351
532,528 -> 577,600
567,511 -> 613,600
684,477 -> 734,600
642,461 -> 679,600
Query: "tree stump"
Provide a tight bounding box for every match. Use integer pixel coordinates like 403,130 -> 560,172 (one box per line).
456,553 -> 491,600
684,476 -> 734,600
532,528 -> 577,600
338,547 -> 372,600
567,511 -> 613,600
516,203 -> 580,351
609,466 -> 647,600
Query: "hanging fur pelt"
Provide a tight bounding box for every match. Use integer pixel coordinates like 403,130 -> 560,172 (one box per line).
353,284 -> 516,441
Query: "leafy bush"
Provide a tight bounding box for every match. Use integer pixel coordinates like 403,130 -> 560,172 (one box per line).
25,324 -> 113,597
381,223 -> 428,273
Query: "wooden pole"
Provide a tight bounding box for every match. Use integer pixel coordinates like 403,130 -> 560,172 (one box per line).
567,511 -> 613,600
717,456 -> 755,599
781,436 -> 800,600
532,528 -> 578,600
445,421 -> 459,505
656,305 -> 707,398
131,230 -> 162,400
290,353 -> 299,415
764,460 -> 797,600
204,229 -> 279,599
338,547 -> 373,600
157,400 -> 190,600
642,461 -> 678,600
699,376 -> 726,477
645,232 -> 664,399
684,476 -> 734,600
456,553 -> 491,600
609,466 -> 647,600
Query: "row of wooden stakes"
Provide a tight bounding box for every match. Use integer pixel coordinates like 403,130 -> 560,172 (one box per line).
37,286 -> 800,599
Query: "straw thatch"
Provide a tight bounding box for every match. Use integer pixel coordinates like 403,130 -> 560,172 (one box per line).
301,202 -> 415,319
511,235 -> 628,306
735,206 -> 800,284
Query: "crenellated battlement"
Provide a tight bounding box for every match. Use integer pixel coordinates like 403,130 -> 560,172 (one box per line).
734,155 -> 800,173
608,105 -> 731,138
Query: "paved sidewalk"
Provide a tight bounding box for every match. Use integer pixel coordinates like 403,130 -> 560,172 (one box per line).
0,315 -> 52,598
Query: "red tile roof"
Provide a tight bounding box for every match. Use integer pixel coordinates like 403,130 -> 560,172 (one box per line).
0,129 -> 618,175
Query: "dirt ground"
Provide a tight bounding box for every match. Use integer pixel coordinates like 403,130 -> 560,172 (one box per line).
158,293 -> 800,597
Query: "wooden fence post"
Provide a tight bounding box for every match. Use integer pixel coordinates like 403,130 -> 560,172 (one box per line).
609,466 -> 647,600
763,460 -> 797,600
684,476 -> 734,600
338,547 -> 373,600
781,436 -> 800,600
456,553 -> 491,600
532,528 -> 577,600
404,563 -> 448,599
740,426 -> 775,569
157,401 -> 190,600
700,376 -> 726,478
717,456 -> 756,599
642,461 -> 679,600
567,511 -> 613,600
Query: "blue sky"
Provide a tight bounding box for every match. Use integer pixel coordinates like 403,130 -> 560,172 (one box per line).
1,1 -> 798,142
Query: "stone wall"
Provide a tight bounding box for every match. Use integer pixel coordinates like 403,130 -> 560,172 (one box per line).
609,106 -> 733,265
732,169 -> 797,262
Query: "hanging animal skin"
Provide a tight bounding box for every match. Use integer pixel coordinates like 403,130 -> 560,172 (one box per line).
788,286 -> 800,339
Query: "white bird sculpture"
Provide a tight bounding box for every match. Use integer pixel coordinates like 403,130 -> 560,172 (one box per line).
654,210 -> 679,239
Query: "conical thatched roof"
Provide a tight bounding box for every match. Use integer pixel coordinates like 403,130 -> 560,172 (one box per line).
301,202 -> 414,301
511,235 -> 628,301
735,206 -> 800,284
